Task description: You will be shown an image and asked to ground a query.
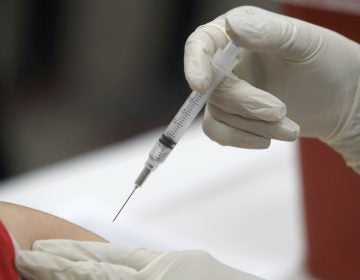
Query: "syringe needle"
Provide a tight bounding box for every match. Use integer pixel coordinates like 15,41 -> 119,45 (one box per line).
112,186 -> 138,222
113,41 -> 240,222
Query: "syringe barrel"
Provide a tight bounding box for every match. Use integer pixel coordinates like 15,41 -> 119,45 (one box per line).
163,40 -> 240,144
144,41 -> 240,173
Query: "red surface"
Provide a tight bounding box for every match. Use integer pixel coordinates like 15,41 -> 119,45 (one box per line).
282,3 -> 360,280
0,221 -> 19,280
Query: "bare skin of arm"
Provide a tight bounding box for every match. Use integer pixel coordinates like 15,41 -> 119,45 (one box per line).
0,201 -> 107,250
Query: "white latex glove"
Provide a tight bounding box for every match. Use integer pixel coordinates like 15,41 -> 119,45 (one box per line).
15,239 -> 263,280
184,6 -> 360,173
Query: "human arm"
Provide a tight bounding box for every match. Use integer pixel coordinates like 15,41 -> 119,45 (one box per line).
0,201 -> 106,250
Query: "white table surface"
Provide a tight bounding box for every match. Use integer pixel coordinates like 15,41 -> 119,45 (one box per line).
0,121 -> 309,280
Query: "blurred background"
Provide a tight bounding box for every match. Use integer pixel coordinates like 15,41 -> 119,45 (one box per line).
0,0 -> 279,179
1,1 -> 360,279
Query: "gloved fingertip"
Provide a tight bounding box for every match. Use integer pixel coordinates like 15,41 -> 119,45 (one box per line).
184,41 -> 213,92
225,10 -> 265,50
224,14 -> 241,44
287,129 -> 300,141
292,124 -> 301,139
185,71 -> 211,93
289,121 -> 301,140
274,118 -> 300,141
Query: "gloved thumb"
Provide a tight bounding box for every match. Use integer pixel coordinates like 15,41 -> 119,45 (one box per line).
225,6 -> 321,61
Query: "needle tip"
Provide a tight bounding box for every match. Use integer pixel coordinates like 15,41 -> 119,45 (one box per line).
112,186 -> 138,222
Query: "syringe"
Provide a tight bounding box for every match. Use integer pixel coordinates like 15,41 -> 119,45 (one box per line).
113,40 -> 240,221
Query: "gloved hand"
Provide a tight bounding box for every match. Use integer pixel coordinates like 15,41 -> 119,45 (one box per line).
184,6 -> 360,173
15,239 -> 263,280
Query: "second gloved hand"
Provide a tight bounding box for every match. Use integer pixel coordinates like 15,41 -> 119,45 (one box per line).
184,6 -> 360,173
15,239 -> 263,280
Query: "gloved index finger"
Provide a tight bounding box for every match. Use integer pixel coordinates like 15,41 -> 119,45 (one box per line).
33,240 -> 136,264
32,239 -> 162,271
209,76 -> 287,122
184,17 -> 229,92
16,250 -> 137,280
